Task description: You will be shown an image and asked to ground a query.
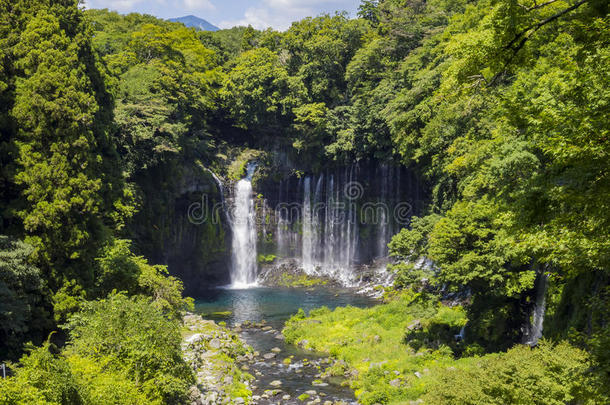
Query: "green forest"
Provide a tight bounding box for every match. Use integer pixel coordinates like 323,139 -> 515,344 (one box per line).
0,0 -> 608,404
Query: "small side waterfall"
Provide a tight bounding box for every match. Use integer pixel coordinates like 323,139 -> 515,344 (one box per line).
523,272 -> 549,346
229,163 -> 258,288
205,168 -> 228,222
376,164 -> 390,259
302,176 -> 314,273
455,326 -> 466,342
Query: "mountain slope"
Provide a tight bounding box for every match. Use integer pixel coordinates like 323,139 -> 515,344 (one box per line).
169,15 -> 219,31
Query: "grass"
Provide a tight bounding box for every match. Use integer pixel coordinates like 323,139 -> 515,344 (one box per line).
281,290 -> 606,404
277,273 -> 328,287
282,291 -> 470,404
257,253 -> 277,264
227,149 -> 261,180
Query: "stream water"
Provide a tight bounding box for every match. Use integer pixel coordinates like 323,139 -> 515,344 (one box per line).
194,287 -> 377,404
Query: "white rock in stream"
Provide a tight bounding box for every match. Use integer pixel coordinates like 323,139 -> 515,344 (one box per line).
185,333 -> 202,343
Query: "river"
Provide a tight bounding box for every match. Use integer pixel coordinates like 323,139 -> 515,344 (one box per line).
193,286 -> 377,404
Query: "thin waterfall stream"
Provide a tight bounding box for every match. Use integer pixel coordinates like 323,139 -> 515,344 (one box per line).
523,272 -> 549,346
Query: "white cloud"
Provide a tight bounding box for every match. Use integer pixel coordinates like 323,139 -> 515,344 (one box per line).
219,0 -> 356,31
182,0 -> 215,12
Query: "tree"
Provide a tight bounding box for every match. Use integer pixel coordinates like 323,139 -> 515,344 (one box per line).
358,0 -> 381,25
0,235 -> 49,359
221,48 -> 305,135
10,2 -> 126,289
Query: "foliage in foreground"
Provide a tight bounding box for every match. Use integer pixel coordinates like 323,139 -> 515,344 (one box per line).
283,292 -> 606,405
0,342 -> 149,405
424,341 -> 601,405
0,293 -> 192,405
0,238 -> 194,404
0,236 -> 50,359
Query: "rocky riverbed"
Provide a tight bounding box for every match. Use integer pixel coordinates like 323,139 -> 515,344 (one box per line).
183,313 -> 255,404
182,313 -> 357,405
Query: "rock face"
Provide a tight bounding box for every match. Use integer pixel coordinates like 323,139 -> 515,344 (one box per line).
131,165 -> 230,295
182,313 -> 253,405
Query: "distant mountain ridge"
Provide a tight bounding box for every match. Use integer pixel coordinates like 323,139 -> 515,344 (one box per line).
169,15 -> 219,31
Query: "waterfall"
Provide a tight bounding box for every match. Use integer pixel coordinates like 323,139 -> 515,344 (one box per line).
376,164 -> 389,259
313,175 -> 324,266
270,163 -> 418,287
229,163 -> 258,288
324,174 -> 335,270
205,168 -> 228,221
302,176 -> 314,273
455,326 -> 466,342
276,179 -> 286,257
523,272 -> 549,346
298,166 -> 360,285
302,175 -> 325,274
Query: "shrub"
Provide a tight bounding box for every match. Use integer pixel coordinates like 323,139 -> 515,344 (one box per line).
94,239 -> 193,319
0,344 -> 151,405
3,342 -> 81,405
424,341 -> 603,404
64,293 -> 193,404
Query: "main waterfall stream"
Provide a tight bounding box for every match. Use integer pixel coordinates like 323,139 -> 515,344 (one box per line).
229,163 -> 258,288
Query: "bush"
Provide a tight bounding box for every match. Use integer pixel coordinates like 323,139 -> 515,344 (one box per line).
3,342 -> 81,405
405,304 -> 467,352
0,343 -> 151,405
64,293 -> 193,404
94,239 -> 193,320
424,341 -> 604,404
66,355 -> 150,405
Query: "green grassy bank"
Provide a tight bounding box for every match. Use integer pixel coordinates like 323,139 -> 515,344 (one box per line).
283,291 -> 606,405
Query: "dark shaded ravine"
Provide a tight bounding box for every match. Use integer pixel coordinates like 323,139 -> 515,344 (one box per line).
193,287 -> 377,404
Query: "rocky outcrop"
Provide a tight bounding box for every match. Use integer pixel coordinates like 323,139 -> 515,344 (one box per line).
258,260 -> 337,288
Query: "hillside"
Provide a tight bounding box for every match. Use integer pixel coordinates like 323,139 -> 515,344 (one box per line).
169,14 -> 219,31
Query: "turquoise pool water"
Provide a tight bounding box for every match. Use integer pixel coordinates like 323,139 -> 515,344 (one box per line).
194,286 -> 376,328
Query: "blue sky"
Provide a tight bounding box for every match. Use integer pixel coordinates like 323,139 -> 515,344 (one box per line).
83,0 -> 362,31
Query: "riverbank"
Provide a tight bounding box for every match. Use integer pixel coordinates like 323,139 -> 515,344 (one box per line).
281,291 -> 602,404
182,313 -> 254,404
258,259 -> 394,298
182,311 -> 360,405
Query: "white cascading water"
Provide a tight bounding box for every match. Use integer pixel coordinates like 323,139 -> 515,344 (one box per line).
229,163 -> 258,288
377,164 -> 390,259
281,164 -> 413,287
205,168 -> 228,223
302,176 -> 314,273
299,167 -> 362,285
523,272 -> 549,346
